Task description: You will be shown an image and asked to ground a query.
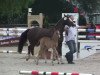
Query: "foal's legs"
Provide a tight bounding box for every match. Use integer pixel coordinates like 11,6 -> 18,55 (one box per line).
51,47 -> 60,66
54,48 -> 61,64
36,46 -> 47,65
36,45 -> 44,65
51,48 -> 54,66
44,48 -> 48,63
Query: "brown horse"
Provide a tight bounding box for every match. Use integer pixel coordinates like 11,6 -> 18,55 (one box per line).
36,29 -> 60,65
18,15 -> 75,62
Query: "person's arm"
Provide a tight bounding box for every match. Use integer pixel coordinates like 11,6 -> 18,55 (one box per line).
64,25 -> 69,31
64,25 -> 69,36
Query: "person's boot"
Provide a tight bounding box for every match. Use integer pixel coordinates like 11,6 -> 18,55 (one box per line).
68,62 -> 75,64
65,53 -> 69,61
68,53 -> 75,64
65,53 -> 70,62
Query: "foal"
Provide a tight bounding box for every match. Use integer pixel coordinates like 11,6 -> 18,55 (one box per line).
36,29 -> 60,65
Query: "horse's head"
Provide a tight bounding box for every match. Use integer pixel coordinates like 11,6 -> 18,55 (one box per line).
55,14 -> 75,31
63,14 -> 76,27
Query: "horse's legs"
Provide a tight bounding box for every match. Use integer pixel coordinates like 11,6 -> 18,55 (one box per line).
57,33 -> 64,64
57,34 -> 63,56
30,45 -> 34,56
54,48 -> 61,64
26,44 -> 34,61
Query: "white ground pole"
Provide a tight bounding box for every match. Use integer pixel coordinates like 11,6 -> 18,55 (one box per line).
0,50 -> 27,53
19,70 -> 94,75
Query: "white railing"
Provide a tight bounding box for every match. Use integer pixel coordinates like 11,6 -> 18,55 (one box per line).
0,27 -> 27,36
78,29 -> 100,32
77,29 -> 100,39
78,35 -> 100,39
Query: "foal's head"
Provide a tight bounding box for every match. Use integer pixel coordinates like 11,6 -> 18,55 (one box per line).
52,30 -> 60,41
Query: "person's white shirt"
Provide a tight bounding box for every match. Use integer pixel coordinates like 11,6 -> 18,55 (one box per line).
65,25 -> 79,42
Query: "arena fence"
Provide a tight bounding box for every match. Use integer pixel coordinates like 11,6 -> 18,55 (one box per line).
76,29 -> 100,59
77,29 -> 100,39
19,70 -> 94,75
78,29 -> 100,32
0,27 -> 27,46
0,28 -> 100,59
0,27 -> 27,36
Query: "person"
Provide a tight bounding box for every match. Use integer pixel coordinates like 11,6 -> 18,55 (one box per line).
64,15 -> 90,64
78,10 -> 87,26
64,0 -> 74,13
78,10 -> 87,53
86,22 -> 96,40
87,22 -> 96,29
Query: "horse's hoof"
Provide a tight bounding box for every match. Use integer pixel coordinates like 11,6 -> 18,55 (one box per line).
52,64 -> 54,66
45,61 -> 47,64
57,62 -> 59,64
36,63 -> 38,65
26,59 -> 29,61
61,62 -> 64,64
34,60 -> 36,62
18,52 -> 22,54
53,59 -> 56,61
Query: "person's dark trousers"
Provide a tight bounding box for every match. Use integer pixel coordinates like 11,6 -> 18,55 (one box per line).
65,40 -> 76,63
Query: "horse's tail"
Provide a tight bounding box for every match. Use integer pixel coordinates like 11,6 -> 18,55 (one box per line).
18,29 -> 30,53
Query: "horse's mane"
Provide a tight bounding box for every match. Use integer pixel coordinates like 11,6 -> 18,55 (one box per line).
54,17 -> 65,30
55,17 -> 64,26
54,16 -> 75,31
